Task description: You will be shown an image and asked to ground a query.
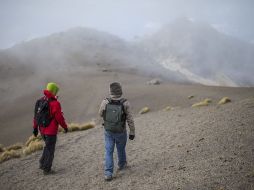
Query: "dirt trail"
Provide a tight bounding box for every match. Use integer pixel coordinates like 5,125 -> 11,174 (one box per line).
0,98 -> 254,190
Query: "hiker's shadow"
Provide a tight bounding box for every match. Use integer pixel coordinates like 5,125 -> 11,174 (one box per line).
114,165 -> 132,179
54,167 -> 67,175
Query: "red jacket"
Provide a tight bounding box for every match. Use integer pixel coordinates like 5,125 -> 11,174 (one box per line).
33,90 -> 68,135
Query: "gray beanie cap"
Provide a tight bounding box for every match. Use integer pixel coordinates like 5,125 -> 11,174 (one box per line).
110,82 -> 122,97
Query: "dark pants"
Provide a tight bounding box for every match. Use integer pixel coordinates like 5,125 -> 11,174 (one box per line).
40,135 -> 57,172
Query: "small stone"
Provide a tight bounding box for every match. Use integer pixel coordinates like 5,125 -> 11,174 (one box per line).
198,138 -> 205,142
147,78 -> 161,85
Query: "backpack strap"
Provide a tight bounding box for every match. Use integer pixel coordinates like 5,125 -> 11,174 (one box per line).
106,98 -> 112,104
120,98 -> 127,104
106,98 -> 126,104
119,98 -> 127,114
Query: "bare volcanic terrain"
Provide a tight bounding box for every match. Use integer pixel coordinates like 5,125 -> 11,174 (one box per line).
0,97 -> 254,190
0,22 -> 254,190
1,24 -> 254,146
0,65 -> 254,146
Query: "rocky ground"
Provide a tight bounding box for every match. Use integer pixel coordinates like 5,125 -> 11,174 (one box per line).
0,97 -> 254,190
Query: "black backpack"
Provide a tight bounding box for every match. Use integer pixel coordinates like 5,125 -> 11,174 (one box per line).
103,98 -> 127,133
34,97 -> 54,128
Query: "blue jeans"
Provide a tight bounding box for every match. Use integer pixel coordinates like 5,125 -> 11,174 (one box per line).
104,131 -> 127,176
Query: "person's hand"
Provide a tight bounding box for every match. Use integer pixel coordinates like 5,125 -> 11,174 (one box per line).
33,128 -> 38,137
64,127 -> 68,133
129,135 -> 135,140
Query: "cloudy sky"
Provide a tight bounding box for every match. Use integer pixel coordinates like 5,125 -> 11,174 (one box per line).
0,0 -> 253,49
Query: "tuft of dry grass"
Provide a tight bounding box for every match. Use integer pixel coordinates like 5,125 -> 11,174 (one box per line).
139,107 -> 150,114
0,150 -> 22,163
192,98 -> 212,107
246,170 -> 254,178
0,144 -> 5,152
163,106 -> 172,111
25,135 -> 42,147
68,123 -> 80,132
218,97 -> 231,105
79,122 -> 95,131
58,127 -> 64,133
0,120 -> 95,163
203,98 -> 212,103
5,143 -> 23,151
68,122 -> 96,132
23,140 -> 43,156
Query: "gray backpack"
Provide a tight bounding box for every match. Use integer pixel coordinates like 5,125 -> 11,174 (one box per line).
103,98 -> 127,133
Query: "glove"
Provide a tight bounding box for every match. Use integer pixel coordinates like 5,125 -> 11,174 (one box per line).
64,127 -> 68,133
129,135 -> 135,140
33,128 -> 38,137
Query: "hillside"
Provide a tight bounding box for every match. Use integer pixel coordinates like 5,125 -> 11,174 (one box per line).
139,18 -> 254,86
0,27 -> 178,146
0,98 -> 254,189
0,27 -> 172,75
1,22 -> 254,146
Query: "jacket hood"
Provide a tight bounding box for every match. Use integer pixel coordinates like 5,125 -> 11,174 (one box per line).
44,90 -> 57,99
110,94 -> 122,99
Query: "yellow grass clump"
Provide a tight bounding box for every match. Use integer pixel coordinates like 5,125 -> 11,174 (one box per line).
58,127 -> 64,133
0,144 -> 5,152
192,98 -> 212,107
203,98 -> 212,103
218,97 -> 231,105
163,106 -> 172,111
68,122 -> 96,132
23,140 -> 43,156
68,123 -> 80,132
25,135 -> 42,147
246,170 -> 254,178
0,150 -> 22,163
79,122 -> 95,131
6,143 -> 23,151
139,107 -> 150,114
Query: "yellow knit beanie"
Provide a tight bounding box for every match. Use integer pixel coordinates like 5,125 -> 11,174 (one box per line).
46,82 -> 59,95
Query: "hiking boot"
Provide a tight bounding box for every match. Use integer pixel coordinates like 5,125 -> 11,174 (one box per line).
104,175 -> 113,182
43,169 -> 56,175
118,162 -> 128,171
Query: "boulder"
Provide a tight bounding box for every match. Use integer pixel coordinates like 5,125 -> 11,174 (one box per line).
147,78 -> 161,85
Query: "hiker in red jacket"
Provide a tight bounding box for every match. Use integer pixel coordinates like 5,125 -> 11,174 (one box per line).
33,82 -> 68,175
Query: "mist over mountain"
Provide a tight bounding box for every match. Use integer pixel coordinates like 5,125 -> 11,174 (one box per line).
1,27 -> 147,69
139,18 -> 254,86
1,18 -> 254,87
